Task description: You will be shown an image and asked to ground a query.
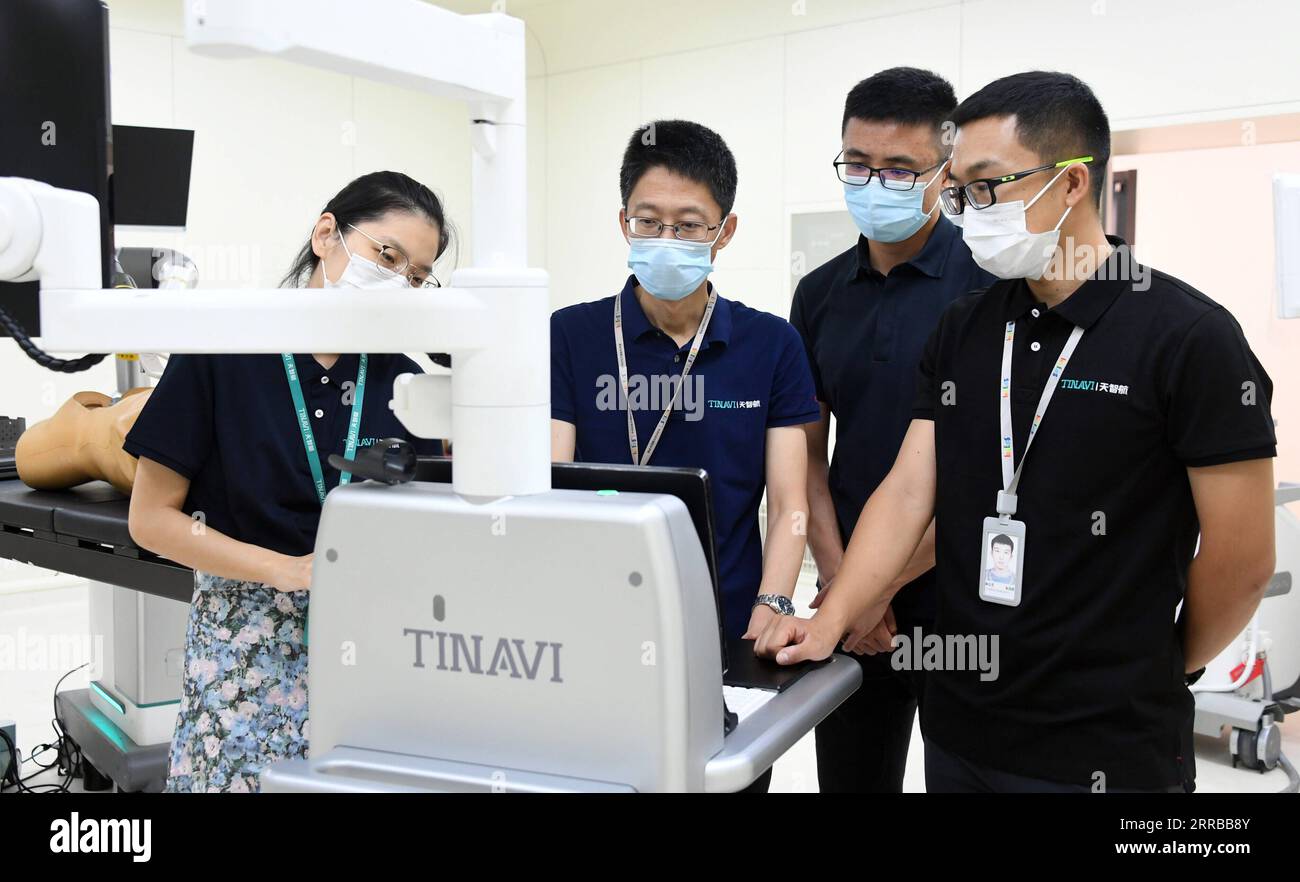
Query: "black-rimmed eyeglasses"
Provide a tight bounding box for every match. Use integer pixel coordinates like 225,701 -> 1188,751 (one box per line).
938,156 -> 1093,214
833,152 -> 948,191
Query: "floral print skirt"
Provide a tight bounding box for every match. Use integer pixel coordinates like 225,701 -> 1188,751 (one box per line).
164,571 -> 310,793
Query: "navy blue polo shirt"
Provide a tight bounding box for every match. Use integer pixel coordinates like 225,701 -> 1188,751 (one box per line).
552,276 -> 821,638
124,353 -> 443,559
789,217 -> 993,626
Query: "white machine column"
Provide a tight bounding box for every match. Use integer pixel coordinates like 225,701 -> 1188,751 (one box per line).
448,267 -> 549,499
468,104 -> 528,270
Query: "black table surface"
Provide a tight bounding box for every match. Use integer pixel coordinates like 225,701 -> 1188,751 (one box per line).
0,476 -> 192,601
0,476 -> 133,544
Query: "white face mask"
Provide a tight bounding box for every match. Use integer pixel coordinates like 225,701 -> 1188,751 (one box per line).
321,228 -> 411,290
960,163 -> 1078,280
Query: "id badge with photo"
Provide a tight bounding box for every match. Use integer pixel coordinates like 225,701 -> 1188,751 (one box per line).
979,516 -> 1026,607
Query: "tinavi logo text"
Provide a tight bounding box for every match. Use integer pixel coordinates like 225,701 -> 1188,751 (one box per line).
1058,378 -> 1129,395
402,628 -> 564,683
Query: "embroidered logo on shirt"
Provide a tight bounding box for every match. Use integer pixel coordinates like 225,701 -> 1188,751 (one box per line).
1058,379 -> 1129,395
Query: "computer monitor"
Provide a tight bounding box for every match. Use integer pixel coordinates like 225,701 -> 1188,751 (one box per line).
112,125 -> 195,229
0,0 -> 114,335
414,457 -> 728,669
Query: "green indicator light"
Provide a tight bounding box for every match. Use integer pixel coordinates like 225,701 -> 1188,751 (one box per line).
596,489 -> 619,496
83,704 -> 132,752
90,681 -> 126,715
136,698 -> 181,709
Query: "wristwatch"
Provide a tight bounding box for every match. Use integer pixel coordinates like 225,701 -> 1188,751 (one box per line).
752,594 -> 795,616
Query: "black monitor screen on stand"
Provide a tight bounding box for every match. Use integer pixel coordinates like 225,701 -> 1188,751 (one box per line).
112,125 -> 195,229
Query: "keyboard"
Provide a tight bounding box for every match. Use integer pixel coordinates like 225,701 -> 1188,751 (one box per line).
723,685 -> 776,724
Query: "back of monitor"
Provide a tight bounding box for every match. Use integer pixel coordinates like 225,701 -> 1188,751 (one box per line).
305,482 -> 724,792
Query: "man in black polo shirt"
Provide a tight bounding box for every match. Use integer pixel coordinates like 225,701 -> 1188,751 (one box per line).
789,67 -> 993,793
757,71 -> 1278,793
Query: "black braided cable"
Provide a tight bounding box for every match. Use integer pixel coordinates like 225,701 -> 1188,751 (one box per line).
0,303 -> 107,373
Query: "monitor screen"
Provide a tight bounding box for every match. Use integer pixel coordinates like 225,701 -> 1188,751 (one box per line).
112,125 -> 195,228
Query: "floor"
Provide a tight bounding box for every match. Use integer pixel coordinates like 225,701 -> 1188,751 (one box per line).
3,572 -> 1297,793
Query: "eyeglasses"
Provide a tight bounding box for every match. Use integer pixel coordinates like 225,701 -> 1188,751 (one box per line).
345,224 -> 441,289
833,153 -> 947,190
625,217 -> 723,243
939,156 -> 1093,215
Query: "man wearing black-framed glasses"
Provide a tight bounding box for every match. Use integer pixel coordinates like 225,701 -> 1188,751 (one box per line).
789,67 -> 993,793
762,71 -> 1276,794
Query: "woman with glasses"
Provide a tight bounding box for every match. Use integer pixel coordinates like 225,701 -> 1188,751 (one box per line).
123,170 -> 451,792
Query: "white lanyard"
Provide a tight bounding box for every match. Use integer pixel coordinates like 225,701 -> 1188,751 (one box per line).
997,319 -> 1084,515
613,288 -> 717,466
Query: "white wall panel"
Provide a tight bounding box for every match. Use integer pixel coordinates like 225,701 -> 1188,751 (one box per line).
169,45 -> 357,287
544,61 -> 643,309
641,36 -> 786,274
105,0 -> 183,35
527,75 -> 548,269
960,0 -> 1300,128
499,0 -> 958,76
108,27 -> 175,127
783,6 -> 963,207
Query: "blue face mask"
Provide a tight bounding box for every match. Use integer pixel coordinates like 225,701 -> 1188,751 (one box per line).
627,233 -> 719,301
843,160 -> 947,244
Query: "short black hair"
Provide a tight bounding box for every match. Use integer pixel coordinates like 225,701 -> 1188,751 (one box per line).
619,120 -> 738,219
950,71 -> 1110,206
991,534 -> 1014,550
841,67 -> 956,154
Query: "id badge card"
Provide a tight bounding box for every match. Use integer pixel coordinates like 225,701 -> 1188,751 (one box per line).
979,516 -> 1026,606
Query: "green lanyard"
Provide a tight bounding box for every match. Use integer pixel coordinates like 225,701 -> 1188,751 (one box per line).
281,353 -> 368,505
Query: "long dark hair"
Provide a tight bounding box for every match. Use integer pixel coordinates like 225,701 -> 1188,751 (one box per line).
281,170 -> 455,287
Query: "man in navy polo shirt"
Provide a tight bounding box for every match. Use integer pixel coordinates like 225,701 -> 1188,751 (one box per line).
790,67 -> 994,793
551,118 -> 819,666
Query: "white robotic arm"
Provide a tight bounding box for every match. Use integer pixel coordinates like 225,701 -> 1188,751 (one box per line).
0,1 -> 548,498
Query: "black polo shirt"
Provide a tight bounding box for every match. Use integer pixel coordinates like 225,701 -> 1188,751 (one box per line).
790,217 -> 993,626
913,239 -> 1276,789
124,353 -> 443,558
